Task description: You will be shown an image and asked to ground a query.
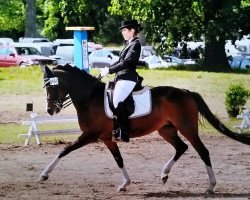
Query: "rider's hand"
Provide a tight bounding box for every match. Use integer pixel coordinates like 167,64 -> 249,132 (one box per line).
100,67 -> 109,77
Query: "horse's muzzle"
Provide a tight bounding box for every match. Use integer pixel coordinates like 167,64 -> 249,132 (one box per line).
47,107 -> 54,116
47,106 -> 61,115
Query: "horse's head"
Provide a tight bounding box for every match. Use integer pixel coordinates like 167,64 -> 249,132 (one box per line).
43,64 -> 104,115
43,66 -> 70,115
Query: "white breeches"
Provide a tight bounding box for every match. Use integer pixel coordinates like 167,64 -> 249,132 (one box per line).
113,80 -> 136,108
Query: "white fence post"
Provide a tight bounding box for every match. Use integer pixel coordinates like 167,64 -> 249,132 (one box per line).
233,108 -> 250,133
19,113 -> 81,146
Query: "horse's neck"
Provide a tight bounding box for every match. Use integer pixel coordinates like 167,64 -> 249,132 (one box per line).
55,68 -> 105,112
70,78 -> 105,107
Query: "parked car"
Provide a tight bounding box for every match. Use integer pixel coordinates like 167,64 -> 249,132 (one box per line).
49,55 -> 70,65
240,57 -> 250,69
88,42 -> 103,50
54,39 -> 103,63
105,47 -> 121,57
0,38 -> 14,45
0,45 -> 57,67
163,55 -> 196,65
12,42 -> 56,56
181,59 -> 196,65
140,45 -> 156,59
229,55 -> 250,69
88,49 -> 119,68
55,45 -> 74,63
143,55 -> 177,69
19,37 -> 50,43
163,55 -> 183,64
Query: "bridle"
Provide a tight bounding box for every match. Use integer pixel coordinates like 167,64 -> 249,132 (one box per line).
43,66 -> 103,112
43,76 -> 72,111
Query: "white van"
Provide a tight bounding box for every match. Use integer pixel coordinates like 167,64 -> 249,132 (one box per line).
55,45 -> 74,63
0,38 -> 14,45
54,40 -> 102,63
19,37 -> 50,43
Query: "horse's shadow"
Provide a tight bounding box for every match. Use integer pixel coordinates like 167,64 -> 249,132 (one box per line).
125,191 -> 250,199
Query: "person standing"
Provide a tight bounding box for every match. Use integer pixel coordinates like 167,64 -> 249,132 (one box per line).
100,19 -> 143,142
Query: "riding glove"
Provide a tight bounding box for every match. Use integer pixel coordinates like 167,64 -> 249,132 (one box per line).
100,67 -> 109,77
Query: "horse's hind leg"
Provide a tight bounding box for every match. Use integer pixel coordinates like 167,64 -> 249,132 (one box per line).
103,140 -> 131,192
38,132 -> 98,182
158,125 -> 188,184
183,133 -> 216,193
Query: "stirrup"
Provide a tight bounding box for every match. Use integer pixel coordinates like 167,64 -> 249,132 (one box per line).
112,128 -> 129,142
112,129 -> 122,142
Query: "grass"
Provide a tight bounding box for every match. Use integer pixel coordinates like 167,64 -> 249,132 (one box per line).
0,66 -> 43,94
0,65 -> 249,144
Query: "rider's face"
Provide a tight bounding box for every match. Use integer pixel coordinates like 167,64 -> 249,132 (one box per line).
121,28 -> 134,41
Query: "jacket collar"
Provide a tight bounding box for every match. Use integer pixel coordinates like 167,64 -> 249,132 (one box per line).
119,37 -> 139,58
128,36 -> 138,44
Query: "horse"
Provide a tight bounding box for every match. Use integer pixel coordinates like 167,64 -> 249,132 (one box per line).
39,64 -> 250,193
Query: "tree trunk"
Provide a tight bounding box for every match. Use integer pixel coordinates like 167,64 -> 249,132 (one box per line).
203,39 -> 231,71
202,1 -> 231,71
24,0 -> 37,37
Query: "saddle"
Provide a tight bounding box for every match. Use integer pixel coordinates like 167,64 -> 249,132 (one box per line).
104,82 -> 152,119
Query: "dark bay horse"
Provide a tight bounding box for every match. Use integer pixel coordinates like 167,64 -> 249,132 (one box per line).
39,65 -> 250,193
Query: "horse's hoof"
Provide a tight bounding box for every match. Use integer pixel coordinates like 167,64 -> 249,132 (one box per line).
161,175 -> 168,185
38,175 -> 49,182
116,187 -> 127,192
204,189 -> 214,197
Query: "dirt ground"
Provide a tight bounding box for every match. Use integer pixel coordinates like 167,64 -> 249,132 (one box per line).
0,134 -> 249,200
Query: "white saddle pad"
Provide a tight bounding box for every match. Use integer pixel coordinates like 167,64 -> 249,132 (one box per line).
104,84 -> 152,119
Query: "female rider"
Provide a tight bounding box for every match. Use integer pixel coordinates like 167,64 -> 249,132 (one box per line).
100,19 -> 143,142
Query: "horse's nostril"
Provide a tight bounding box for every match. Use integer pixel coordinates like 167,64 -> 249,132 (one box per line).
47,108 -> 54,116
55,107 -> 61,114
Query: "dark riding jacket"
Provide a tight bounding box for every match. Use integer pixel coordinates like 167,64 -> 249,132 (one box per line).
109,37 -> 141,82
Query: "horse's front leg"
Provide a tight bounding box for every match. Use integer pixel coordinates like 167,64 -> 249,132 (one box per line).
38,132 -> 98,182
103,140 -> 131,192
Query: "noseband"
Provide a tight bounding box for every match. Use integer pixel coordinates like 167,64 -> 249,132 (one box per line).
44,77 -> 72,110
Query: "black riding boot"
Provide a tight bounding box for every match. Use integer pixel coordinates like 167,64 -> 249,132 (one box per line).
112,102 -> 130,142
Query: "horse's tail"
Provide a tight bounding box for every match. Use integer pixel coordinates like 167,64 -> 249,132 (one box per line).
191,91 -> 250,145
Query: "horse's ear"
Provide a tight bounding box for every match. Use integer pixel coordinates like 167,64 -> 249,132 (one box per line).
40,65 -> 45,73
44,66 -> 54,78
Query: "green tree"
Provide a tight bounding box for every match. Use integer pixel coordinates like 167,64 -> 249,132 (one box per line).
0,0 -> 39,38
109,0 -> 250,71
0,0 -> 25,38
39,0 -> 122,44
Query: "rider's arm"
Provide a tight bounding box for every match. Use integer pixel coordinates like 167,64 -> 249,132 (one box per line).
109,42 -> 141,74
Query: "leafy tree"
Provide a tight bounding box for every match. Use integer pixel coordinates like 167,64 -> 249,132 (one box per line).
0,0 -> 39,38
109,0 -> 250,71
39,0 -> 122,44
0,0 -> 25,39
38,0 -> 66,39
0,0 -> 123,43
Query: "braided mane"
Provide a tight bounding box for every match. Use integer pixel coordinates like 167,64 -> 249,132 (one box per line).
54,64 -> 85,74
53,64 -> 98,80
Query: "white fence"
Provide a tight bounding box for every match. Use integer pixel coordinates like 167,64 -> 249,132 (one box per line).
233,108 -> 250,133
19,108 -> 249,145
18,113 -> 81,146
